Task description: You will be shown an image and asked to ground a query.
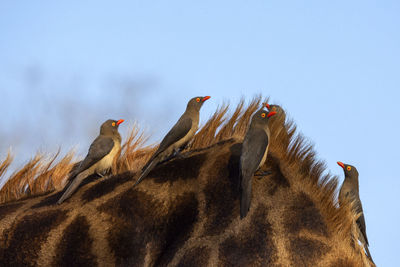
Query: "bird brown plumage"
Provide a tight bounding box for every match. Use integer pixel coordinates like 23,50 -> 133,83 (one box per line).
57,119 -> 124,204
337,161 -> 374,265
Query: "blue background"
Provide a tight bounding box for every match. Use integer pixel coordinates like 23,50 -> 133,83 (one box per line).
1,1 -> 399,265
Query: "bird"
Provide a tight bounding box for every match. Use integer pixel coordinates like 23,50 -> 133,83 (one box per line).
264,103 -> 286,122
57,119 -> 124,204
133,96 -> 211,187
239,106 -> 277,218
337,161 -> 374,264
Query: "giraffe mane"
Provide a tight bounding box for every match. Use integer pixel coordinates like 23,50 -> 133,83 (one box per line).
0,96 -> 353,237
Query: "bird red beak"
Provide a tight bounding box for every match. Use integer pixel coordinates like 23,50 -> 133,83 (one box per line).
117,119 -> 124,125
267,111 -> 277,118
337,161 -> 345,169
265,103 -> 270,110
202,96 -> 211,102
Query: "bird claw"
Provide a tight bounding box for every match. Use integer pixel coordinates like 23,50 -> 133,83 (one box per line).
255,170 -> 272,179
174,150 -> 186,159
96,170 -> 110,178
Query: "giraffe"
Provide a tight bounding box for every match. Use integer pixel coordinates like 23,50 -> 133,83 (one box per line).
0,98 -> 373,267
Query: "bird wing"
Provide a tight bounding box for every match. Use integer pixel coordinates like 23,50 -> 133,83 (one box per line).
240,127 -> 269,176
239,127 -> 269,218
136,116 -> 193,186
77,135 -> 115,173
153,115 -> 192,158
341,189 -> 369,246
355,201 -> 369,246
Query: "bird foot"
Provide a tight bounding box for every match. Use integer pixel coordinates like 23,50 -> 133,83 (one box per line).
174,150 -> 186,159
255,170 -> 272,179
96,170 -> 111,178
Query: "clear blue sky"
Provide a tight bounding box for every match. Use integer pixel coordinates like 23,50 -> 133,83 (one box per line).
1,1 -> 399,265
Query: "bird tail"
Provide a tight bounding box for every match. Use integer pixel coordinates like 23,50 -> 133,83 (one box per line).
239,174 -> 252,219
357,224 -> 375,266
364,245 -> 375,266
57,171 -> 87,204
134,159 -> 158,187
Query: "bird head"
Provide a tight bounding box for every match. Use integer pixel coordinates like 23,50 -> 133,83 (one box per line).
187,96 -> 211,111
263,103 -> 278,118
100,119 -> 124,135
264,103 -> 286,121
337,161 -> 359,178
251,109 -> 276,126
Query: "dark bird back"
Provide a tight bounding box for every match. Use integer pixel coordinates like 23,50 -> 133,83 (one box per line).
57,119 -> 124,204
134,96 -> 210,186
239,107 -> 276,218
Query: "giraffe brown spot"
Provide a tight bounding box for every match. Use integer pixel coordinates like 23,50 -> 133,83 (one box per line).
177,246 -> 210,267
289,237 -> 330,266
150,153 -> 207,184
81,171 -> 133,203
329,258 -> 358,267
227,143 -> 242,191
99,189 -> 198,266
0,210 -> 66,267
203,150 -> 237,236
152,192 -> 199,266
31,191 -> 64,208
53,215 -> 97,267
99,189 -> 157,266
284,192 -> 328,237
31,173 -> 102,208
0,202 -> 23,220
264,155 -> 290,196
219,205 -> 277,266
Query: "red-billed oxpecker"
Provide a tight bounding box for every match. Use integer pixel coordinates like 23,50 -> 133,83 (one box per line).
264,103 -> 286,122
134,96 -> 211,187
239,105 -> 276,218
337,162 -> 374,264
57,119 -> 124,204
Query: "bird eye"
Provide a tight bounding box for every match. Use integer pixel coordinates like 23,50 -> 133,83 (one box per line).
112,122 -> 116,127
347,166 -> 351,171
196,98 -> 200,102
261,113 -> 266,118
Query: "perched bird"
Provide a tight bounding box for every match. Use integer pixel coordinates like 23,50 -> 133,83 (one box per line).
239,106 -> 277,218
337,162 -> 374,264
57,119 -> 124,204
264,103 -> 286,122
134,96 -> 211,186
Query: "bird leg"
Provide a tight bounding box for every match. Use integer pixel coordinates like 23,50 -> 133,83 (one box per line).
254,169 -> 272,179
96,169 -> 111,178
157,148 -> 188,166
96,171 -> 105,178
173,148 -> 185,159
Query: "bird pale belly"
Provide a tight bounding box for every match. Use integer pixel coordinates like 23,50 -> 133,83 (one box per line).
258,128 -> 270,169
164,125 -> 198,158
95,141 -> 121,173
258,143 -> 269,169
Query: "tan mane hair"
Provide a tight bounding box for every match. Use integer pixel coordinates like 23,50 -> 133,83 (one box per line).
0,96 -> 353,238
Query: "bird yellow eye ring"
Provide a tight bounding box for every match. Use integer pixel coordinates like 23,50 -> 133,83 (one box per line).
112,122 -> 116,127
196,98 -> 200,102
347,166 -> 351,171
261,113 -> 266,118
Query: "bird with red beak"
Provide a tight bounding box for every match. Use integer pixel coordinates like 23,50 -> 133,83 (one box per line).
264,103 -> 286,122
58,119 -> 124,204
337,161 -> 374,265
239,105 -> 276,218
134,96 -> 211,187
